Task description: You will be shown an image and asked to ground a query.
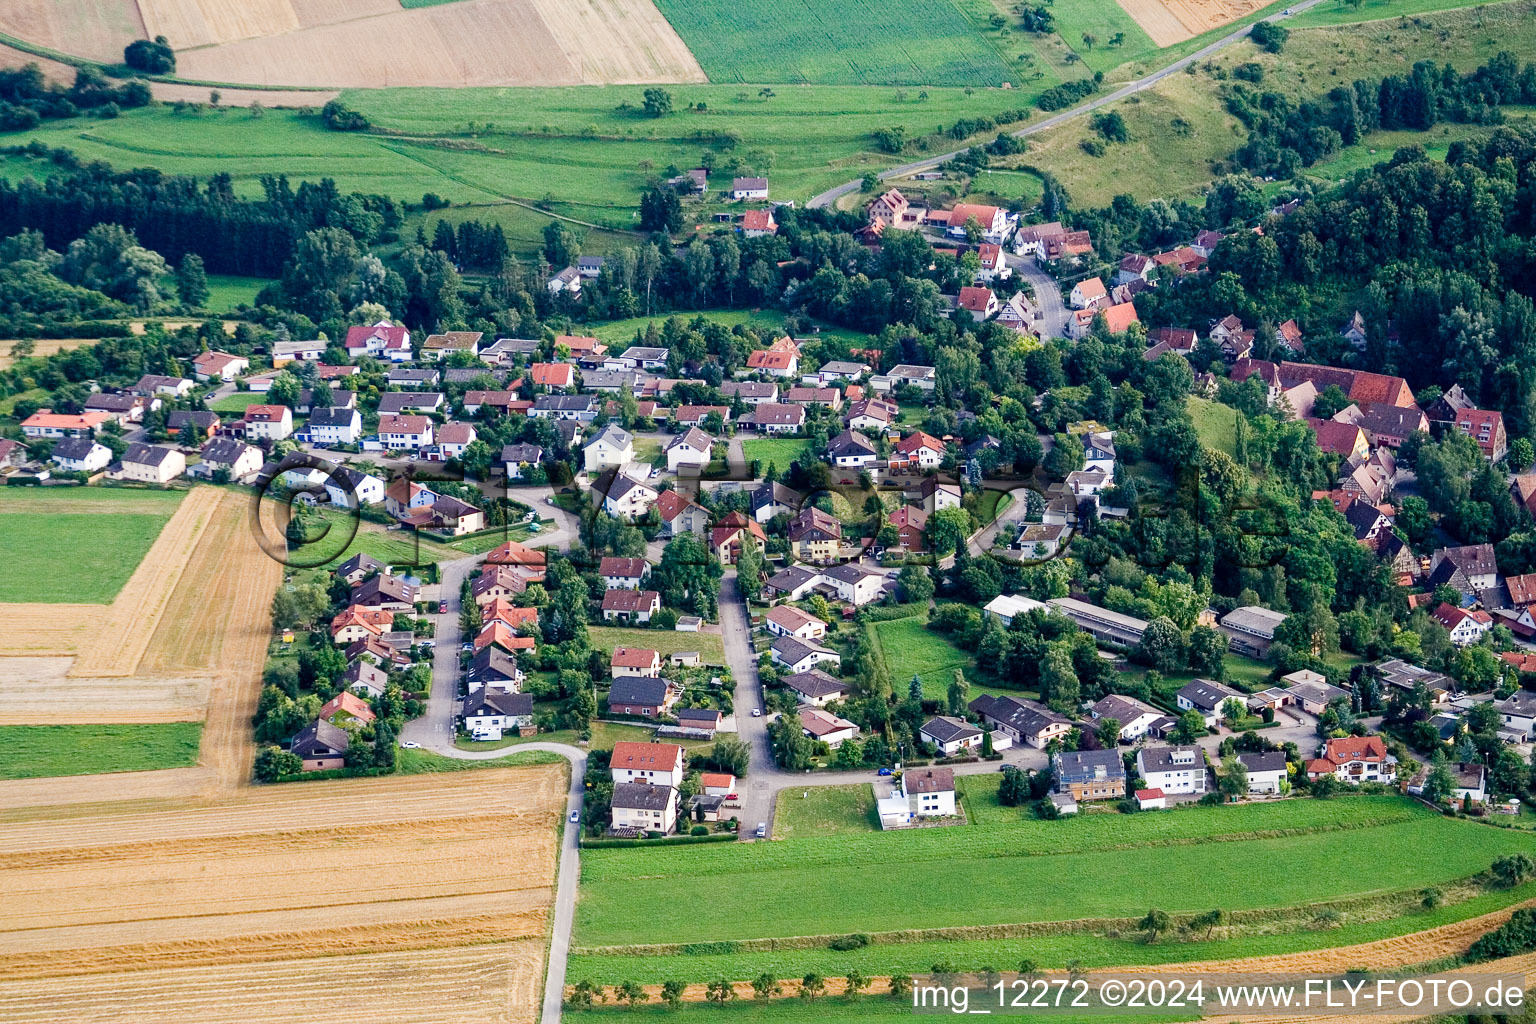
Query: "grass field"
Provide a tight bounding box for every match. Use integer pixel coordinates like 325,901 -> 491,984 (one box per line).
0,723 -> 202,779
455,720 -> 715,752
572,796 -> 1528,950
208,392 -> 268,414
650,0 -> 1017,86
741,438 -> 812,469
865,612 -> 1015,699
774,784 -> 880,838
201,274 -> 269,312
588,624 -> 726,665
0,492 -> 182,602
395,746 -> 567,773
1286,0 -> 1494,28
1187,395 -> 1240,457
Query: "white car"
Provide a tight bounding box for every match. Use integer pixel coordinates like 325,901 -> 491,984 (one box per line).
401,742 -> 421,750
751,708 -> 763,717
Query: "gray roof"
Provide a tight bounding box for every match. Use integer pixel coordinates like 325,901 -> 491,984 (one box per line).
462,686 -> 533,719
1177,679 -> 1243,711
1376,659 -> 1455,693
533,394 -> 598,411
200,436 -> 256,466
770,635 -> 836,665
307,406 -> 357,428
721,381 -> 778,398
388,368 -> 440,382
122,442 -> 176,467
377,391 -> 444,413
921,716 -> 983,745
1136,744 -> 1204,773
781,669 -> 848,700
469,645 -> 521,684
168,410 -> 218,429
336,552 -> 385,577
608,676 -> 670,707
1495,689 -> 1536,716
1091,694 -> 1160,721
611,782 -> 676,810
826,429 -> 877,457
50,437 -> 101,460
766,566 -> 819,592
968,694 -> 1070,738
1055,748 -> 1126,782
500,443 -> 544,463
823,562 -> 880,585
1220,605 -> 1288,638
291,718 -> 350,757
1238,751 -> 1288,773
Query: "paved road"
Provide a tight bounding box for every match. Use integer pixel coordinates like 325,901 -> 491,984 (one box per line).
1008,255 -> 1068,340
968,485 -> 1036,556
805,0 -> 1327,211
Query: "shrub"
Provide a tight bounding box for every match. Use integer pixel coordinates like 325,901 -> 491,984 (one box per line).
124,36 -> 176,74
829,933 -> 871,951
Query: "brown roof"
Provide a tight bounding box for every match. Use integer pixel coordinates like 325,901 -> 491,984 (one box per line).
905,766 -> 956,794
611,646 -> 660,668
599,557 -> 648,578
601,589 -> 660,614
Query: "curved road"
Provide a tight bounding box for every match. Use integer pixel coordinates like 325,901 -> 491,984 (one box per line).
806,0 -> 1326,211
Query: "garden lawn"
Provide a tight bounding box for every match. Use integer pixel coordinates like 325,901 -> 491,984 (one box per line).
0,495 -> 182,602
0,723 -> 202,779
773,784 -> 880,839
741,438 -> 812,469
455,720 -> 716,753
209,392 -> 269,414
1187,395 -> 1240,458
396,747 -> 566,773
869,613 -> 977,698
572,796 -> 1529,946
588,625 -> 726,665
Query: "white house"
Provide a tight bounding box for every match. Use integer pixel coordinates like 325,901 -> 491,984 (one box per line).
1069,277 -> 1108,310
1176,679 -> 1244,727
306,406 -> 362,446
49,437 -> 111,473
877,767 -> 956,827
821,563 -> 885,606
610,783 -> 677,834
666,427 -> 714,472
434,421 -> 477,460
770,635 -> 842,674
547,266 -> 582,296
243,405 -> 293,442
730,176 -> 769,200
1239,751 -> 1289,795
325,465 -> 385,507
584,425 -> 634,474
602,471 -> 659,519
116,443 -> 185,484
1089,694 -> 1163,742
945,203 -> 1010,244
800,707 -> 859,748
764,604 -> 827,641
610,741 -> 686,787
191,351 -> 249,382
461,687 -> 534,741
377,414 -> 433,451
1136,745 -> 1207,795
1433,604 -> 1494,646
826,429 -> 878,469
191,437 -> 263,481
599,557 -> 650,591
920,716 -> 984,756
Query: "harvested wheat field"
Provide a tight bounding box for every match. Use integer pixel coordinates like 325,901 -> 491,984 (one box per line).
0,766 -> 563,1024
0,339 -> 94,370
1116,0 -> 1267,45
165,0 -> 704,89
0,607 -> 92,656
70,485 -> 222,678
0,0 -> 144,63
0,657 -> 209,725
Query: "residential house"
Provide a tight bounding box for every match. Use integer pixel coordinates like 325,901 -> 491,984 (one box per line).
345,322 -> 412,361
167,410 -> 220,442
606,676 -> 676,717
655,489 -> 711,536
85,392 -> 154,424
1090,694 -> 1164,741
744,348 -> 799,378
428,421 -> 476,461
1069,277 -> 1108,309
290,720 -> 349,771
890,430 -> 945,470
320,691 -> 376,727
921,716 -> 984,756
387,367 -> 441,389
827,429 -> 879,468
1433,603 -> 1494,646
1340,310 -> 1369,350
1491,689 -> 1536,742
21,410 -> 109,439
1429,544 -> 1499,595
500,443 -> 544,479
460,687 -> 534,740
1192,229 -> 1225,257
765,604 -> 827,641
352,573 -> 419,612
602,588 -> 662,623
781,669 -> 849,707
600,557 -> 650,590
888,504 -> 929,552
1055,748 -> 1128,802
847,398 -> 898,434
920,476 -> 962,513
741,208 -> 777,237
666,427 -> 715,472
770,635 -> 842,674
611,646 -> 662,678
1377,658 -> 1457,703
116,442 -> 185,483
191,351 -> 249,382
878,767 -> 956,826
1117,253 -> 1155,285
191,437 -> 262,481
1067,301 -> 1139,339
133,374 -> 194,398
377,414 -> 433,451
49,437 -> 112,473
709,510 -> 766,564
422,331 -> 481,360
599,469 -> 659,519
238,405 -> 291,443
956,285 -> 998,321
968,694 -> 1072,748
1176,678 -> 1244,727
377,392 -> 444,416
1137,745 -> 1207,795
336,552 -> 387,587
1427,383 -> 1476,425
307,406 -> 362,446
1240,751 -> 1289,794
721,380 -> 779,405
870,364 -> 937,393
800,707 -> 859,748
1282,671 -> 1349,714
611,741 -> 686,785
821,563 -> 884,605
945,202 -> 1010,243
731,176 -> 769,200
739,403 -> 805,434
343,659 -> 390,699
1456,409 -> 1508,461
974,243 -> 1009,283
330,605 -> 392,644
1015,221 -> 1066,255
610,782 -> 678,834
547,266 -> 582,296
530,394 -> 600,422
751,480 -> 802,523
1306,735 -> 1397,784
788,506 -> 842,562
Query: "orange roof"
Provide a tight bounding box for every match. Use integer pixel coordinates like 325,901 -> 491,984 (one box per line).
767,336 -> 801,354
21,410 -> 110,430
556,335 -> 603,354
485,541 -> 546,567
611,741 -> 684,771
896,430 -> 944,455
949,202 -> 999,226
1319,735 -> 1389,764
474,620 -> 534,653
485,599 -> 539,630
699,772 -> 734,789
320,691 -> 376,723
244,404 -> 288,422
747,349 -> 795,370
1100,301 -> 1139,333
611,646 -> 660,668
530,363 -> 574,388
1074,277 -> 1107,301
654,489 -> 704,523
741,209 -> 776,232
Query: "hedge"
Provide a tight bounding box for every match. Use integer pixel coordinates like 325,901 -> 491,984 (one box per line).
580,832 -> 737,849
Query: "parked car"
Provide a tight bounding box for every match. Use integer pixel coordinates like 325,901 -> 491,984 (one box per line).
402,741 -> 421,749
751,708 -> 763,717
877,767 -> 894,776
754,823 -> 767,838
569,810 -> 580,823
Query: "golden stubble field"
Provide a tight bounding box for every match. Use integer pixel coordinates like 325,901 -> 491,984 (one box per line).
1117,0 -> 1269,46
0,767 -> 567,1024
